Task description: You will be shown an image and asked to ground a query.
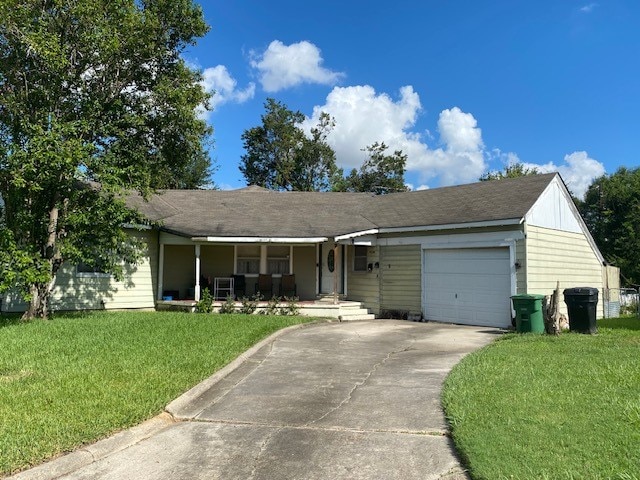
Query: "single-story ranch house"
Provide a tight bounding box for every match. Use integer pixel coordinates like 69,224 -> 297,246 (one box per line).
1,173 -> 619,328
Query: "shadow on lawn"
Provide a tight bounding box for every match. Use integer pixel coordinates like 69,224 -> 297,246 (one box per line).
598,316 -> 640,331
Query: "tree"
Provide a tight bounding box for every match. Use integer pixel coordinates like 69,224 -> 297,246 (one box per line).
0,0 -> 212,319
240,99 -> 339,191
479,162 -> 539,181
334,142 -> 408,194
580,167 -> 640,286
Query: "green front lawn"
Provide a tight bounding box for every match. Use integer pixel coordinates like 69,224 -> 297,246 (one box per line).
443,317 -> 640,479
0,311 -> 312,475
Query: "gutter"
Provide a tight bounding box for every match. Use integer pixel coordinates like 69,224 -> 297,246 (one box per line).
190,236 -> 328,244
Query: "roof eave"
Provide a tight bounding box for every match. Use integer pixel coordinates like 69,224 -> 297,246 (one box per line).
376,218 -> 523,234
191,236 -> 329,244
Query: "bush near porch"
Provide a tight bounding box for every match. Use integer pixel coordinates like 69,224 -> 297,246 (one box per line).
0,311 -> 312,476
443,316 -> 640,479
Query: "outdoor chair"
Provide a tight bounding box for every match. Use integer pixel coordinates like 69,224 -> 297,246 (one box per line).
256,274 -> 273,298
280,274 -> 297,298
233,274 -> 246,299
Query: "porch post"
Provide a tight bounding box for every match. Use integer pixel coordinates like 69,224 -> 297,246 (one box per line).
157,243 -> 165,301
333,243 -> 338,305
289,246 -> 293,274
260,245 -> 268,274
194,244 -> 201,302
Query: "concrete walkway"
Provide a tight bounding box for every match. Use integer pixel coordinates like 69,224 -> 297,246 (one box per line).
11,320 -> 500,480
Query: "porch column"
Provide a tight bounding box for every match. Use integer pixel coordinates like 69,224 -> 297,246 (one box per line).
157,243 -> 165,301
194,244 -> 201,302
260,245 -> 268,274
289,246 -> 293,274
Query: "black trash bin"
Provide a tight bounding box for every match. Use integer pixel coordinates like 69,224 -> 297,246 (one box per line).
563,287 -> 599,334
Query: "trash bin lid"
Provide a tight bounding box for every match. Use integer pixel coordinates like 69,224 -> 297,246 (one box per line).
511,294 -> 545,300
563,287 -> 599,296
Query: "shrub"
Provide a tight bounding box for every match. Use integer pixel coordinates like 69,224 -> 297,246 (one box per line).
239,294 -> 260,314
279,296 -> 300,316
218,295 -> 236,314
261,296 -> 280,315
195,288 -> 213,313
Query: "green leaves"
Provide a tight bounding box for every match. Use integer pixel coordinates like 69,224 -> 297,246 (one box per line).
580,167 -> 640,286
0,0 -> 212,316
335,142 -> 408,194
240,99 -> 339,191
479,162 -> 540,181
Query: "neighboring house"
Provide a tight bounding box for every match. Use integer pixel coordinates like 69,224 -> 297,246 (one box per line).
1,173 -> 617,328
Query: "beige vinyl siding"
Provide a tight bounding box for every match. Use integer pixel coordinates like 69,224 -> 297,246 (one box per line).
346,245 -> 380,314
379,245 -> 421,315
515,237 -> 526,293
292,246 -> 316,300
526,225 -> 603,317
0,229 -> 158,313
53,229 -> 157,310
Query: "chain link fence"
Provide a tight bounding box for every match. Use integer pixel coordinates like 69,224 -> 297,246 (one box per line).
603,287 -> 639,318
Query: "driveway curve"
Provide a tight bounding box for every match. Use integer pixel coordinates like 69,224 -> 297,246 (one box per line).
12,320 -> 499,480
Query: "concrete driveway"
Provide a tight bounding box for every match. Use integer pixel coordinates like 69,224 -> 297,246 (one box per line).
12,320 -> 499,480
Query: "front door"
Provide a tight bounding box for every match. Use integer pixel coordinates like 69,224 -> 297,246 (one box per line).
320,241 -> 341,294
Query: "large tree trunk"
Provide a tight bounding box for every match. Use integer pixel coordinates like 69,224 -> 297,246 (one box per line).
22,282 -> 51,321
22,204 -> 61,321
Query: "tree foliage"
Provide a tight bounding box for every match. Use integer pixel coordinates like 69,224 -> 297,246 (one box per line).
580,167 -> 640,286
334,142 -> 408,194
0,0 -> 212,319
239,99 -> 339,191
479,162 -> 540,181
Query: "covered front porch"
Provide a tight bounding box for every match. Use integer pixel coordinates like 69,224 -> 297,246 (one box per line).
156,232 -> 352,304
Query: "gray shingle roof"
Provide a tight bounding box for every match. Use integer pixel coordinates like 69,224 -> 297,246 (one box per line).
129,173 -> 558,238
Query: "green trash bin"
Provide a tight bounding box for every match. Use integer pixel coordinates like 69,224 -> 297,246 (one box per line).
511,294 -> 545,333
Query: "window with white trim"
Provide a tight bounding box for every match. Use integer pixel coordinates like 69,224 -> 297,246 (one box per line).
353,246 -> 368,272
267,245 -> 290,275
236,245 -> 260,274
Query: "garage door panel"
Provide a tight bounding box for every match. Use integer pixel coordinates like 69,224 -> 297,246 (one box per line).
423,248 -> 511,328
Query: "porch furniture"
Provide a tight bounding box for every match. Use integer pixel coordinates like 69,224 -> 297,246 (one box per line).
280,274 -> 297,297
162,290 -> 179,301
213,277 -> 234,300
233,274 -> 246,299
256,274 -> 273,298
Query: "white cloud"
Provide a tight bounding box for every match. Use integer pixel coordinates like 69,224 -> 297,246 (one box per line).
579,3 -> 597,13
302,85 -> 486,185
201,65 -> 255,112
250,40 -> 344,92
519,151 -> 604,199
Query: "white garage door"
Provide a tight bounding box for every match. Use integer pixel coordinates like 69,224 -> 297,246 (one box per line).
423,248 -> 512,328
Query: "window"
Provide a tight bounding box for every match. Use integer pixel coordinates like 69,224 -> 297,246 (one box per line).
267,246 -> 290,275
236,245 -> 260,274
353,246 -> 368,272
76,262 -> 110,277
237,258 -> 260,274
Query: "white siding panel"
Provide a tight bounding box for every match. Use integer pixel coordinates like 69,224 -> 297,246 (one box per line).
525,177 -> 582,233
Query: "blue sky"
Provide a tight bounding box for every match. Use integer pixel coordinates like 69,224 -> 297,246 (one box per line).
185,1 -> 639,198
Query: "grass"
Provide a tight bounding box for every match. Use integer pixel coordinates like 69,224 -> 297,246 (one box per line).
442,316 -> 640,479
0,310 -> 312,475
